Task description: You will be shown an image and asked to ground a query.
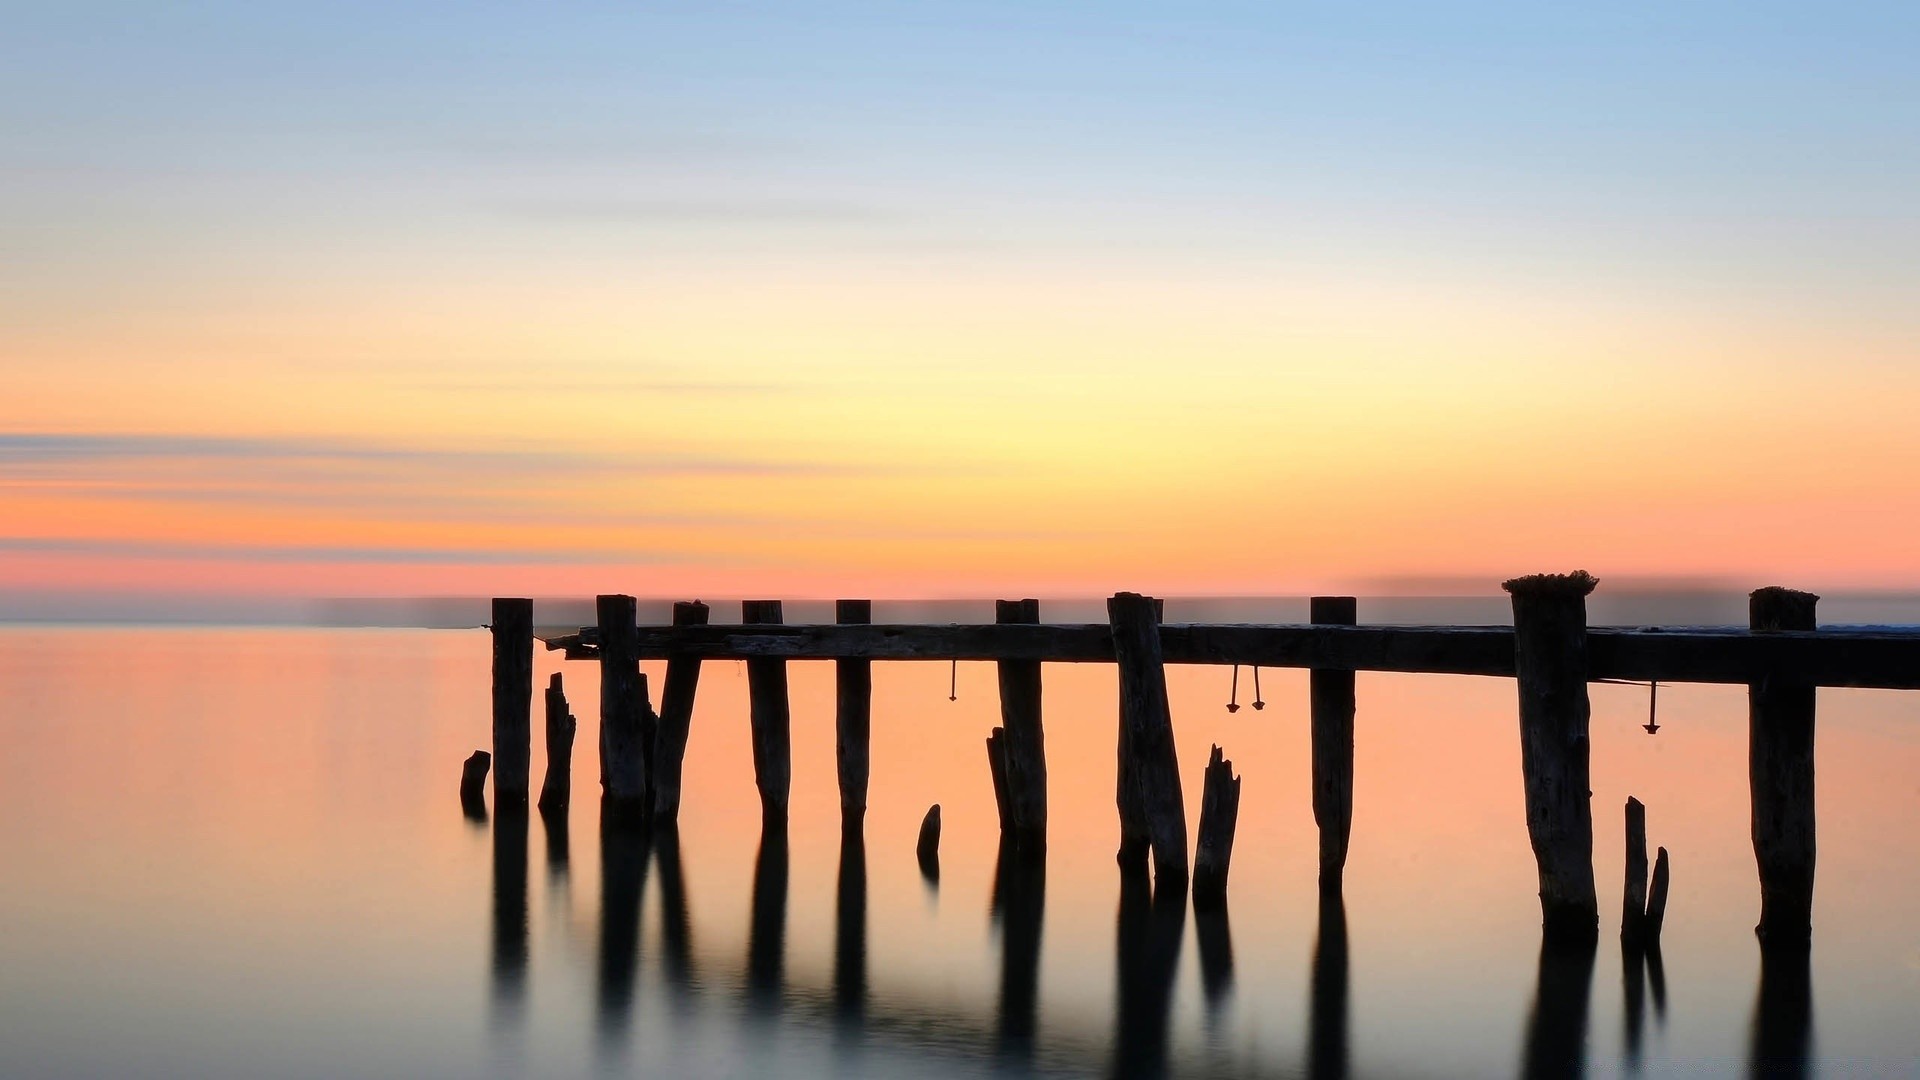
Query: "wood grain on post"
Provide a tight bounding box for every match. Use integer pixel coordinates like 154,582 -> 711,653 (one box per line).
1622,797 -> 1649,944
596,594 -> 650,815
538,672 -> 575,816
1750,586 -> 1819,949
744,600 -> 792,822
996,599 -> 1047,851
1504,571 -> 1600,944
651,601 -> 709,821
1310,596 -> 1358,893
1192,744 -> 1242,910
491,598 -> 534,806
1109,592 -> 1189,887
835,600 -> 872,825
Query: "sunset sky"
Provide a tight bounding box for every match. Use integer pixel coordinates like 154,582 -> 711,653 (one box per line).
5,3 -> 1918,608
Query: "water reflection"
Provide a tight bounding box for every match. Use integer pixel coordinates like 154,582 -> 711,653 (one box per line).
1112,874 -> 1186,1077
991,840 -> 1045,1058
596,809 -> 652,1045
747,820 -> 790,1009
1194,902 -> 1234,1020
491,805 -> 528,1017
654,822 -> 695,992
1308,895 -> 1348,1080
1520,937 -> 1597,1079
834,823 -> 867,1022
1749,948 -> 1814,1079
1621,940 -> 1669,1071
539,803 -> 569,879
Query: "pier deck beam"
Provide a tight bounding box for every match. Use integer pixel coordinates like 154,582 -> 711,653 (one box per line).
1750,586 -> 1819,949
744,600 -> 792,823
1505,571 -> 1600,944
1310,596 -> 1357,893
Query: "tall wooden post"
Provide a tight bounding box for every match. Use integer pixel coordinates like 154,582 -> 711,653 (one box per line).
491,597 -> 534,806
596,593 -> 649,814
836,600 -> 872,826
1750,586 -> 1818,949
996,598 -> 1047,852
651,600 -> 709,822
1504,571 -> 1599,944
538,673 -> 575,816
743,600 -> 792,822
1109,592 -> 1188,887
1311,595 -> 1357,893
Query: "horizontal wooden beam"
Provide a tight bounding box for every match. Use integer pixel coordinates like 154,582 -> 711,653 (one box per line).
542,623 -> 1920,689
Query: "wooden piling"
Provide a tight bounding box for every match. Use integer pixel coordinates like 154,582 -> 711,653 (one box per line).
1109,592 -> 1189,887
996,598 -> 1047,851
835,600 -> 872,825
1750,586 -> 1819,949
742,600 -> 792,822
1646,847 -> 1671,941
460,749 -> 491,818
596,594 -> 650,815
1504,571 -> 1600,944
490,598 -> 534,806
986,727 -> 1013,830
651,600 -> 709,822
1192,745 -> 1241,910
1622,797 -> 1649,945
537,673 -> 575,816
917,804 -> 942,881
1310,595 -> 1358,893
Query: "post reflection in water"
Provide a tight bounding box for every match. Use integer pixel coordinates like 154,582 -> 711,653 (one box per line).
653,822 -> 695,993
1749,948 -> 1813,1080
1520,937 -> 1597,1079
1308,894 -> 1348,1080
747,819 -> 790,1011
1111,873 -> 1187,1078
990,840 -> 1045,1057
834,823 -> 868,1022
539,803 -> 569,881
596,808 -> 653,1046
491,805 -> 529,1018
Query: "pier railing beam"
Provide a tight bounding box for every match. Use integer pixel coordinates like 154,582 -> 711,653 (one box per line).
490,597 -> 534,807
744,600 -> 792,823
996,598 -> 1047,852
651,601 -> 709,822
596,593 -> 651,816
1110,592 -> 1189,887
1505,571 -> 1600,944
1310,596 -> 1358,893
836,600 -> 872,826
1750,586 -> 1819,949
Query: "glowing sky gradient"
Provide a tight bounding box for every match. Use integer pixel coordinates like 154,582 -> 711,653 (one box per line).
5,3 -> 1918,604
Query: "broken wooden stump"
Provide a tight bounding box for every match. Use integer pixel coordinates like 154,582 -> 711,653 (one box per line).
1109,592 -> 1188,887
1750,586 -> 1819,949
743,600 -> 792,823
538,673 -> 575,817
1622,796 -> 1650,944
917,804 -> 942,881
835,600 -> 872,826
460,749 -> 491,820
651,600 -> 709,822
1310,596 -> 1358,894
1192,744 -> 1241,911
996,598 -> 1047,852
1647,847 -> 1671,940
1504,571 -> 1600,945
490,597 -> 534,807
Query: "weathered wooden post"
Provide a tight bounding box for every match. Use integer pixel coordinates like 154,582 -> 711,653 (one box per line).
917,804 -> 942,882
1750,586 -> 1819,949
460,749 -> 491,819
596,593 -> 650,817
995,598 -> 1047,852
1622,797 -> 1649,944
743,600 -> 792,823
538,673 -> 575,816
1504,571 -> 1599,944
651,600 -> 709,821
836,600 -> 872,826
1311,595 -> 1358,893
1109,591 -> 1188,887
1192,745 -> 1241,910
491,597 -> 534,806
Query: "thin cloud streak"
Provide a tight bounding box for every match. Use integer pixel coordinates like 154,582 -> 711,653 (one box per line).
0,536 -> 687,566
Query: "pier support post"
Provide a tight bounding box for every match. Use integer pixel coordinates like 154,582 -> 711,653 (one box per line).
596,594 -> 651,816
491,598 -> 534,807
744,600 -> 792,823
1504,571 -> 1600,944
836,600 -> 872,826
1310,595 -> 1358,893
1192,745 -> 1241,910
1750,586 -> 1819,949
651,601 -> 709,822
1109,592 -> 1188,887
995,598 -> 1047,852
538,673 -> 575,816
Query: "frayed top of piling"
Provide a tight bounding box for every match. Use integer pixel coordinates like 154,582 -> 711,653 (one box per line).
1502,571 -> 1598,597
1751,586 -> 1819,632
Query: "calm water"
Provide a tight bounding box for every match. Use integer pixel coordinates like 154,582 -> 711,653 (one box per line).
0,626 -> 1916,1078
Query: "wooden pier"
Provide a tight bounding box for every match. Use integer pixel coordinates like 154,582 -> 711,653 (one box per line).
483,575 -> 1920,948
